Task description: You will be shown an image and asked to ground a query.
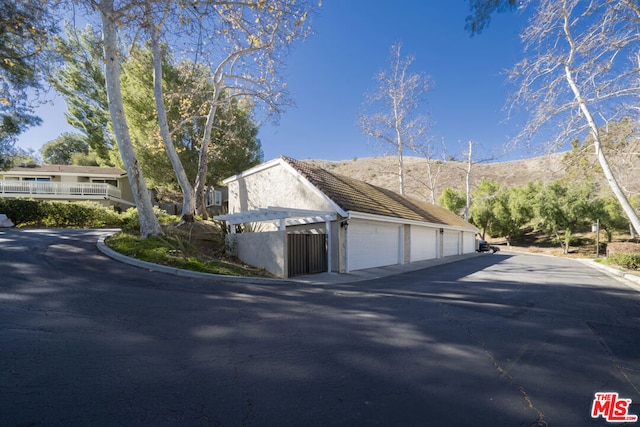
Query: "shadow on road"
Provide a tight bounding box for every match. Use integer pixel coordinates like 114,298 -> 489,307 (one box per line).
1,229 -> 639,426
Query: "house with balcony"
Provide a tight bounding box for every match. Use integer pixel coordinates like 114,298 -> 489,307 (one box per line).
0,164 -> 136,210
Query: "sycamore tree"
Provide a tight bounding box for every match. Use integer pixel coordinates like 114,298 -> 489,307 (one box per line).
509,0 -> 640,235
192,0 -> 316,218
139,1 -> 197,223
359,42 -> 433,196
51,24 -> 262,206
466,0 -> 640,235
92,0 -> 163,237
583,118 -> 640,200
121,44 -> 262,198
410,138 -> 447,204
135,0 -> 316,219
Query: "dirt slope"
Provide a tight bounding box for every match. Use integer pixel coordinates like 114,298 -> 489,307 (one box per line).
307,151 -> 639,203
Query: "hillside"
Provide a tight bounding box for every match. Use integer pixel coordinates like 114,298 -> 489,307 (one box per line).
307,151 -> 640,204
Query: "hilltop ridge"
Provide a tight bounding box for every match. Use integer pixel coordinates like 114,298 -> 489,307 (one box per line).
306,151 -> 639,203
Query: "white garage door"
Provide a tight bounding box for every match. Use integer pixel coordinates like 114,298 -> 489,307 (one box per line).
462,232 -> 476,254
348,220 -> 402,271
443,231 -> 460,257
411,226 -> 437,262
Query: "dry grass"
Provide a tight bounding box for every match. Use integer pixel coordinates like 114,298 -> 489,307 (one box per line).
308,151 -> 640,203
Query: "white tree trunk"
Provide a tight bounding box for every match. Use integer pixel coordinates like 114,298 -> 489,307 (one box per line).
397,142 -> 405,196
149,26 -> 196,223
194,84 -> 222,220
100,2 -> 162,237
465,140 -> 472,222
562,13 -> 640,235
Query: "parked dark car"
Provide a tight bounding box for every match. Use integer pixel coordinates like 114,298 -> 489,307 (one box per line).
477,240 -> 500,253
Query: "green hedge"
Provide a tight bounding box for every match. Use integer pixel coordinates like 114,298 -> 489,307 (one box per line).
607,252 -> 640,270
0,199 -> 124,228
0,199 -> 179,232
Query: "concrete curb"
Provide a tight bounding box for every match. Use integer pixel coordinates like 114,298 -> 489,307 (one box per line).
96,232 -> 291,285
96,233 -> 640,290
96,230 -> 484,285
577,258 -> 640,292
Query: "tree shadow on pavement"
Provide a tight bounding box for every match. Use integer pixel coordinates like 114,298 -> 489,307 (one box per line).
1,229 -> 639,426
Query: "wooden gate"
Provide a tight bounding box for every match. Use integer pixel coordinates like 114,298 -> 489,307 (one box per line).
288,233 -> 327,277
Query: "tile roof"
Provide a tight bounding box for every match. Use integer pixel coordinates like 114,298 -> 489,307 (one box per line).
282,156 -> 473,229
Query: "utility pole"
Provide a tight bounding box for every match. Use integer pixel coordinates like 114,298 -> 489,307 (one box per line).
465,140 -> 472,222
596,219 -> 600,258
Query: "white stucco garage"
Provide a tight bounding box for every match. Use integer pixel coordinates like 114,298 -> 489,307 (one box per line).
217,156 -> 479,278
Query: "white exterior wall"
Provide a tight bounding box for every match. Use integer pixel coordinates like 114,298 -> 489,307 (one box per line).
227,231 -> 287,278
59,175 -> 78,183
227,162 -> 335,214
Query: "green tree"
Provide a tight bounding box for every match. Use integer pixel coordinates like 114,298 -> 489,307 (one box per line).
207,98 -> 263,185
121,45 -> 263,191
598,195 -> 640,242
0,0 -> 57,164
94,0 -> 163,238
488,183 -> 537,245
470,0 -> 640,236
40,133 -> 90,165
48,24 -> 117,165
468,178 -> 501,239
510,0 -> 640,236
533,180 -> 601,254
438,187 -> 466,217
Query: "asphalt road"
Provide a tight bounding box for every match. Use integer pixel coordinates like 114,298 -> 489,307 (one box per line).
1,228 -> 639,426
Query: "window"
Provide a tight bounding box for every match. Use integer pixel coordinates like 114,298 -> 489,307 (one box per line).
206,189 -> 222,206
22,177 -> 51,182
91,179 -> 118,187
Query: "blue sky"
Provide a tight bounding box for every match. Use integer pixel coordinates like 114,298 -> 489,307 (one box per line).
18,1 -> 530,163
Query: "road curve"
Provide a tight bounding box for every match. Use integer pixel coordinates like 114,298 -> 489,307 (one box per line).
1,228 -> 639,426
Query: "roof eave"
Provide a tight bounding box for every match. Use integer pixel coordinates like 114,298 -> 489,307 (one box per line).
347,211 -> 479,233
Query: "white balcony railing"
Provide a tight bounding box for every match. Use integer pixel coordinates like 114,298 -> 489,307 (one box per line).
0,181 -> 121,200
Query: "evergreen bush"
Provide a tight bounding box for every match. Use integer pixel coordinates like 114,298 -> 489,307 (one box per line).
607,252 -> 640,270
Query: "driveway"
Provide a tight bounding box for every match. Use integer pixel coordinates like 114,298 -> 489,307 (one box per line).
1,228 -> 639,426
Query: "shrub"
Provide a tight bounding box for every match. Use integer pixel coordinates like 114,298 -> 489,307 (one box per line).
118,206 -> 180,234
0,199 -> 44,225
0,199 -> 124,228
607,252 -> 640,270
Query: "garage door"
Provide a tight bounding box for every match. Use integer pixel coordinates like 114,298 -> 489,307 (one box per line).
443,231 -> 460,257
411,226 -> 437,262
462,232 -> 476,254
348,220 -> 402,271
